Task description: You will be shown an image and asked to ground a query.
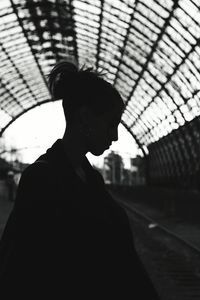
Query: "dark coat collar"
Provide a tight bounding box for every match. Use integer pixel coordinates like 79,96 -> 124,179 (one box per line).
36,139 -> 104,187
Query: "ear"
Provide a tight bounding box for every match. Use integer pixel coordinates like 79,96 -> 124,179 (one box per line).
78,106 -> 94,127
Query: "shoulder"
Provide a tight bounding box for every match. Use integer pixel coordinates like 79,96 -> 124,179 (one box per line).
20,160 -> 52,185
14,160 -> 60,215
16,160 -> 55,202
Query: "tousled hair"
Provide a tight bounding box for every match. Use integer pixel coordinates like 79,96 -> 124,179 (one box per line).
48,60 -> 124,119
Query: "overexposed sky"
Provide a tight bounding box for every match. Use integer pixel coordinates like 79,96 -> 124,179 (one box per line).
2,101 -> 139,168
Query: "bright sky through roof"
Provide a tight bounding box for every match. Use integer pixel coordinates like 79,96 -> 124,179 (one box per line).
2,101 -> 139,168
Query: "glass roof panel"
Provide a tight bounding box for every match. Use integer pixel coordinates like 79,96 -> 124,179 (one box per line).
0,0 -> 200,150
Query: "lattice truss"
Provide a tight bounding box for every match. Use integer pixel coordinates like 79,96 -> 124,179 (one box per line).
0,0 -> 200,152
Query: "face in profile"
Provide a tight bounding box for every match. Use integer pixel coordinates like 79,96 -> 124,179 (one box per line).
86,103 -> 123,156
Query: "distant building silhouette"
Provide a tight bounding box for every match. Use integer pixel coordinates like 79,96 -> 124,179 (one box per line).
130,156 -> 146,186
103,151 -> 124,185
100,151 -> 146,186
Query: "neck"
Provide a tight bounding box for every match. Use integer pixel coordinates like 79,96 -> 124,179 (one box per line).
62,127 -> 87,168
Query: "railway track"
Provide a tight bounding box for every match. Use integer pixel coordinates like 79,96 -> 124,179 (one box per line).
116,198 -> 200,300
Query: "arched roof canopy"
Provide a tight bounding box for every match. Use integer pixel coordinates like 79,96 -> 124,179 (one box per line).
0,0 -> 200,156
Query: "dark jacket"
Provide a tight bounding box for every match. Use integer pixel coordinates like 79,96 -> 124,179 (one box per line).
0,139 -> 159,299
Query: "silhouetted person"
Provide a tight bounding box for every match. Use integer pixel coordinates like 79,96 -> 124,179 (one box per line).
6,170 -> 17,202
0,61 -> 159,299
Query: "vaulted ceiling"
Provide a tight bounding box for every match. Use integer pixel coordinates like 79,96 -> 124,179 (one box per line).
0,0 -> 200,154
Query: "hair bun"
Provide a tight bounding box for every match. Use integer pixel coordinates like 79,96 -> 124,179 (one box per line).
48,60 -> 78,100
56,61 -> 78,74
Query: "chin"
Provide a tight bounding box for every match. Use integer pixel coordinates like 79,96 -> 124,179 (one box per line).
90,147 -> 106,156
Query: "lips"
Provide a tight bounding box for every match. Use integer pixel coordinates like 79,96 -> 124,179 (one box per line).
106,143 -> 111,149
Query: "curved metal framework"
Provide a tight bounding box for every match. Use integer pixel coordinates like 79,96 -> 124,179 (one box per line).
148,115 -> 200,188
0,1 -> 200,166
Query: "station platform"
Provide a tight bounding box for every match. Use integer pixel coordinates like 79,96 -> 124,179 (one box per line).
108,186 -> 200,300
1,183 -> 200,248
109,185 -> 200,250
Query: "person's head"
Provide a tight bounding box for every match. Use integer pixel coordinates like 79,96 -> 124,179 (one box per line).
48,60 -> 124,156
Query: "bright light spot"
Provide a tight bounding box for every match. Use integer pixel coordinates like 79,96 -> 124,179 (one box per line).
148,223 -> 158,229
3,101 -> 65,163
